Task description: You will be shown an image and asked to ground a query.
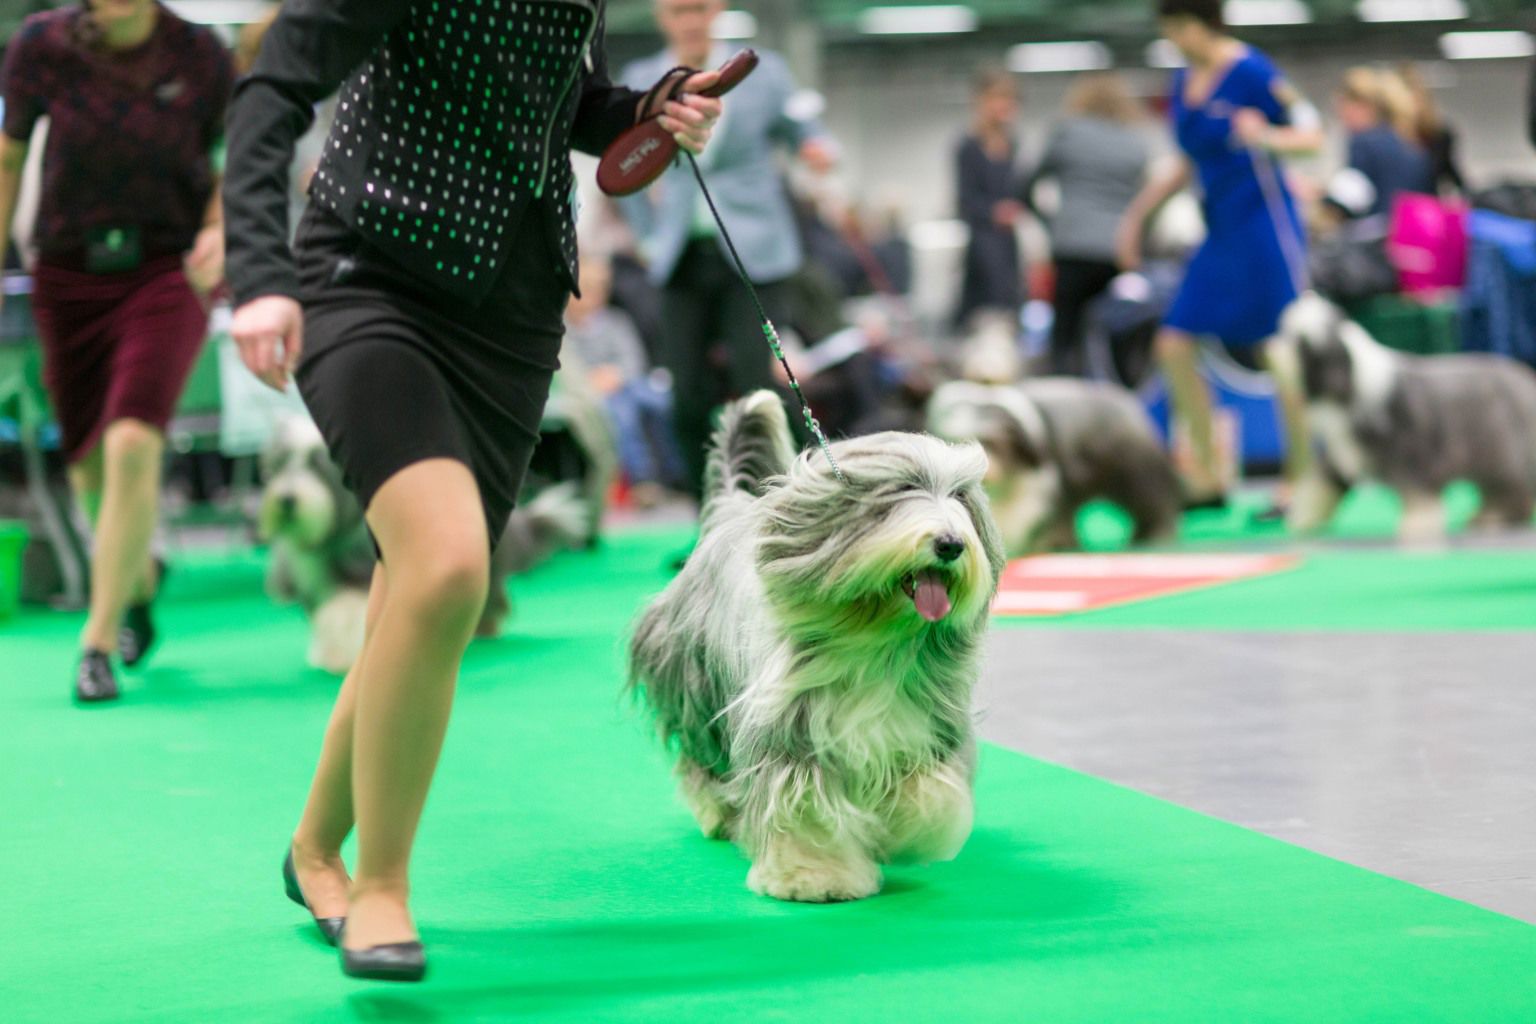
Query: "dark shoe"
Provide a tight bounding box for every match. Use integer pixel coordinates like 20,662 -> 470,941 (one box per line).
74,650 -> 120,703
119,603 -> 157,667
119,559 -> 167,667
1182,492 -> 1230,513
340,939 -> 427,982
283,850 -> 346,946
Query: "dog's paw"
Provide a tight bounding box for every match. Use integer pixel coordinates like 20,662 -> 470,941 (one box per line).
676,761 -> 735,841
694,803 -> 734,841
747,850 -> 882,904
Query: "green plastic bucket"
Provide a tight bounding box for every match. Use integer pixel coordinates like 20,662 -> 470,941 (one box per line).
0,519 -> 28,622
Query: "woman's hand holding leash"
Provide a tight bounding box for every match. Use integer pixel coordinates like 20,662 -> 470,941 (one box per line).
232,294 -> 304,392
598,50 -> 758,196
655,70 -> 722,155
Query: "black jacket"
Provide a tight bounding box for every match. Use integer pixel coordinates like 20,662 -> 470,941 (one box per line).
225,0 -> 642,307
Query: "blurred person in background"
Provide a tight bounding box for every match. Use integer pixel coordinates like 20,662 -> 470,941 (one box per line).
1528,54 -> 1535,150
1395,63 -> 1466,196
955,68 -> 1025,328
618,0 -> 835,506
1337,67 -> 1434,217
1118,0 -> 1323,506
1025,72 -> 1150,377
563,258 -> 684,506
0,0 -> 231,702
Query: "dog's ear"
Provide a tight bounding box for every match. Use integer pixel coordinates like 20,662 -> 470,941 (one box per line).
994,407 -> 1044,469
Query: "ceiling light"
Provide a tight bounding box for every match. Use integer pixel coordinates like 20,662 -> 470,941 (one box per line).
1357,0 -> 1466,22
164,0 -> 273,25
1439,30 -> 1535,61
857,5 -> 978,35
1008,41 -> 1112,74
1223,1 -> 1313,26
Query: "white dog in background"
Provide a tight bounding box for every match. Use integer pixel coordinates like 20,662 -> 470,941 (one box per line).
259,417 -> 375,674
260,417 -> 588,673
629,391 -> 1005,903
1278,293 -> 1536,540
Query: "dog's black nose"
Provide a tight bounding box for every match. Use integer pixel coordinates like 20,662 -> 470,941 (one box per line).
934,534 -> 965,563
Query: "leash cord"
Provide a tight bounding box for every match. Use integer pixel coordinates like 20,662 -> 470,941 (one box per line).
683,151 -> 847,484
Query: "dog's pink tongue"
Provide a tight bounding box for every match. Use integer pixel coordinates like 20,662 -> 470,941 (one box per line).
913,570 -> 952,623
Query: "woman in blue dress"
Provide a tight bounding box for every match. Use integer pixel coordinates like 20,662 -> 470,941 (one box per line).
1118,0 -> 1323,504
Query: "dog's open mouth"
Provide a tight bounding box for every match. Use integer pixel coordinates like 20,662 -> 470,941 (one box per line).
901,569 -> 953,623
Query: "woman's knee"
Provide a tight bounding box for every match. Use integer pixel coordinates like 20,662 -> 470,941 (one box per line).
396,540 -> 489,625
1153,330 -> 1196,363
103,419 -> 164,474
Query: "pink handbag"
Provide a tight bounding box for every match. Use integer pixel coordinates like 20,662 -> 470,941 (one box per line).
1388,193 -> 1469,295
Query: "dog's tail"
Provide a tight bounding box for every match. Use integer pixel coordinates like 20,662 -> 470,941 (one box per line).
703,390 -> 797,510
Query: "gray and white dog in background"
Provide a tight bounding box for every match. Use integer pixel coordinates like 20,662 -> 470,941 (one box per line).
259,416 -> 375,674
1278,293 -> 1536,540
630,391 -> 1004,903
260,416 -> 588,673
928,379 -> 1181,556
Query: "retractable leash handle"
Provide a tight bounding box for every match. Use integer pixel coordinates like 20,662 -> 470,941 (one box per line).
597,50 -> 848,484
596,49 -> 760,198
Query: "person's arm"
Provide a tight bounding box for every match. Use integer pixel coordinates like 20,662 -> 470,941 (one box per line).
0,17 -> 46,282
1115,156 -> 1192,271
1232,74 -> 1324,157
224,0 -> 414,390
0,136 -> 26,302
764,55 -> 836,173
1020,127 -> 1062,220
956,139 -> 992,227
569,7 -> 645,156
185,37 -> 234,296
573,24 -> 719,159
1528,55 -> 1536,150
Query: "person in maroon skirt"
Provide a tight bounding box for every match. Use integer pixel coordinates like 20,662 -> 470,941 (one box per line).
0,0 -> 232,702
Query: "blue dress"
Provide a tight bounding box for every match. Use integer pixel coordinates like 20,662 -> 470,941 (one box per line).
1163,49 -> 1307,349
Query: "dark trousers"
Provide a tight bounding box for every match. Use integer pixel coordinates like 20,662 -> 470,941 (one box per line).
659,238 -> 791,501
1049,256 -> 1120,377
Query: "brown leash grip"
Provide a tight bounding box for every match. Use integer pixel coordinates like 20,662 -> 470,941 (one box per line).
597,49 -> 759,198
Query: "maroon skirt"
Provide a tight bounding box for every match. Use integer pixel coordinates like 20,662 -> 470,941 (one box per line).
30,256 -> 209,464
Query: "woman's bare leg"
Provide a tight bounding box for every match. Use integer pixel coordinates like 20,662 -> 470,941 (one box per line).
69,443 -> 158,606
78,419 -> 164,653
343,459 -> 490,949
1154,328 -> 1223,499
288,564 -> 388,920
1261,338 -> 1314,488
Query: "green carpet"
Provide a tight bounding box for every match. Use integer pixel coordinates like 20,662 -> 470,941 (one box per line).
2,531 -> 1533,1023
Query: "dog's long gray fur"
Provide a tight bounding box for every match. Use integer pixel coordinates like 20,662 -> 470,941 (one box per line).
630,391 -> 1005,903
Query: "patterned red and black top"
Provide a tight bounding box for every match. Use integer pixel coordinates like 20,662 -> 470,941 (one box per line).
1,3 -> 233,266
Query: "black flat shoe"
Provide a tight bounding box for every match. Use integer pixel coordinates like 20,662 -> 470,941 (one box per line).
120,559 -> 167,667
119,603 -> 157,667
341,940 -> 427,982
74,650 -> 120,703
283,850 -> 346,946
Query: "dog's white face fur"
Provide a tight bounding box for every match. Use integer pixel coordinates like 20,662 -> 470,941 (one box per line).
258,416 -> 352,551
631,394 -> 1006,903
755,431 -> 1004,640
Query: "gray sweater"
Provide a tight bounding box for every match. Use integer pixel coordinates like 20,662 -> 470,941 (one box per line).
1025,116 -> 1150,263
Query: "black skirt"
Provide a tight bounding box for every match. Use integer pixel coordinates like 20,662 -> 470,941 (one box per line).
293,202 -> 566,547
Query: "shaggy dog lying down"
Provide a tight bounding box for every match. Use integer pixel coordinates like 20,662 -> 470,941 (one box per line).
629,391 -> 1005,902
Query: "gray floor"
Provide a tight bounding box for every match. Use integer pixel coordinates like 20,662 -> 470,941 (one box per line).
976,630 -> 1536,923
